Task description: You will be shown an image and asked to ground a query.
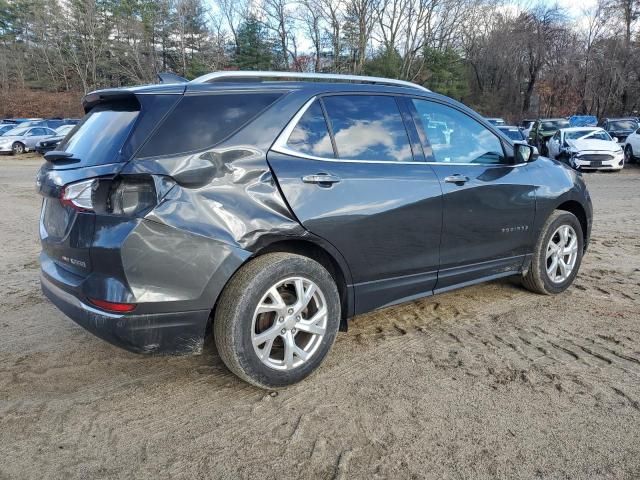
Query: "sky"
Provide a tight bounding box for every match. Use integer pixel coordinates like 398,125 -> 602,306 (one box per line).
205,0 -> 603,52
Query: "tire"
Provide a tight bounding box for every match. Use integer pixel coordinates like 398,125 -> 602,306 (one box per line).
625,145 -> 635,164
11,142 -> 25,155
214,252 -> 341,389
522,210 -> 584,295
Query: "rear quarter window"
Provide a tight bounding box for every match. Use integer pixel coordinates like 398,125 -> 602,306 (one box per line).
137,92 -> 282,158
286,100 -> 335,158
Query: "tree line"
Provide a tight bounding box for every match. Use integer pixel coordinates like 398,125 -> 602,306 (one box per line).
0,0 -> 638,120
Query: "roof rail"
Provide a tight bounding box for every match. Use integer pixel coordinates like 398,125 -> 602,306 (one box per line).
190,71 -> 430,93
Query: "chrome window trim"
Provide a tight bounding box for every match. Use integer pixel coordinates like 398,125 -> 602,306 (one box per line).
271,95 -> 529,168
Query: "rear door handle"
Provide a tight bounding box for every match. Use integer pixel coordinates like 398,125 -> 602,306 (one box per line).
302,173 -> 341,185
444,174 -> 470,185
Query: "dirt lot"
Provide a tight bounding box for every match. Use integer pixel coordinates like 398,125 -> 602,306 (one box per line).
1,155 -> 639,479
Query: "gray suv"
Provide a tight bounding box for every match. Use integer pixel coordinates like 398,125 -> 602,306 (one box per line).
37,72 -> 592,388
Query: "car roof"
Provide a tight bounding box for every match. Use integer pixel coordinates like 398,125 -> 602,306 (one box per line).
83,79 -> 472,117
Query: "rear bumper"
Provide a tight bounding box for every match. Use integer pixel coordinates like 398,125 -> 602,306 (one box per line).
41,272 -> 210,355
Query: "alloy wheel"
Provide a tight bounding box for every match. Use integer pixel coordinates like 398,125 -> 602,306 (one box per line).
12,143 -> 24,154
545,225 -> 578,283
251,277 -> 327,370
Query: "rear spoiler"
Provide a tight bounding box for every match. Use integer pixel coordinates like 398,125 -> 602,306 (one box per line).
81,83 -> 186,113
157,72 -> 187,84
82,90 -> 139,113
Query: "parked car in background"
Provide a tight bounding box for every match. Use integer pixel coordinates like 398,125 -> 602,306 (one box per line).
36,71 -> 592,389
0,126 -> 57,154
528,118 -> 570,156
547,127 -> 624,171
497,125 -> 526,141
2,118 -> 42,124
0,124 -> 17,136
35,125 -> 75,154
623,126 -> 640,164
485,117 -> 506,126
568,115 -> 597,127
598,118 -> 639,144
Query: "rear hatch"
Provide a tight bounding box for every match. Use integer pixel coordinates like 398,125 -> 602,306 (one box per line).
36,88 -> 182,277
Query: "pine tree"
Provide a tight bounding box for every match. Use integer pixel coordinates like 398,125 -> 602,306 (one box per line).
234,15 -> 274,70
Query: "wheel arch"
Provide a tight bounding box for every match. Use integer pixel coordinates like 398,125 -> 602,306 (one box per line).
251,238 -> 353,330
555,200 -> 588,249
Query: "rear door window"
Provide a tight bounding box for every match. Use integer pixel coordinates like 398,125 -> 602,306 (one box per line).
59,102 -> 139,166
137,92 -> 282,158
322,95 -> 413,162
286,100 -> 335,158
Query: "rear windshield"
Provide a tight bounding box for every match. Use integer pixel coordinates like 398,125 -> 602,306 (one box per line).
58,102 -> 139,166
136,92 -> 282,158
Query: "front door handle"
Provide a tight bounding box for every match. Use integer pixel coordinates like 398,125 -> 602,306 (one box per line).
302,173 -> 341,186
444,174 -> 470,185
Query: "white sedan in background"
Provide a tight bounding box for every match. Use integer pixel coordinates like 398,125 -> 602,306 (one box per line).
547,127 -> 625,171
623,126 -> 640,164
0,126 -> 58,154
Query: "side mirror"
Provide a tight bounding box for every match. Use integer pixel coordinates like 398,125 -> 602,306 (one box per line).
515,142 -> 538,163
612,137 -> 618,143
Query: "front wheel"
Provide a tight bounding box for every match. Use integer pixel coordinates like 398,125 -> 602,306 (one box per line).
214,253 -> 341,389
625,145 -> 635,164
522,211 -> 584,295
11,142 -> 25,155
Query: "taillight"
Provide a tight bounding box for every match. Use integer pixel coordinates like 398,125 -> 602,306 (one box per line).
107,177 -> 157,216
61,179 -> 95,211
61,176 -> 160,216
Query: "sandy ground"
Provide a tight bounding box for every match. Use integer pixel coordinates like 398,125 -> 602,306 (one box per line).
1,154 -> 639,479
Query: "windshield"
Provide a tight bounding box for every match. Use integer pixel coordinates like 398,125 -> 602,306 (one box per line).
541,120 -> 570,130
566,130 -> 612,141
58,102 -> 139,166
498,127 -> 524,140
608,120 -> 638,131
4,127 -> 28,136
55,125 -> 74,136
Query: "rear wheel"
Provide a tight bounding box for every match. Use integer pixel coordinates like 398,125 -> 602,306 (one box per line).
11,142 -> 24,155
214,253 -> 341,389
522,211 -> 584,295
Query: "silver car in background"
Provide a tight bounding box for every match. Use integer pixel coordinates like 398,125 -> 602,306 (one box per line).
0,126 -> 57,154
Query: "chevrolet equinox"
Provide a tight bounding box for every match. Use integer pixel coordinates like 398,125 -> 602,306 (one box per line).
37,72 -> 593,388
